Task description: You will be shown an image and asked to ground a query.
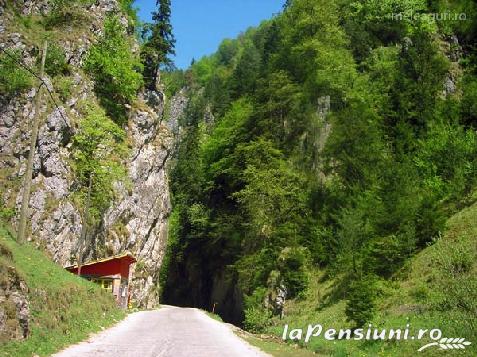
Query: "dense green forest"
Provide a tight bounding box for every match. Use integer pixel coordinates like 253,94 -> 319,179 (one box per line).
161,0 -> 477,332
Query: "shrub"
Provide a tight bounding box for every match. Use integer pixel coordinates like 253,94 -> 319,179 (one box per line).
243,306 -> 272,333
43,43 -> 69,77
72,102 -> 129,221
0,50 -> 33,96
243,288 -> 271,333
84,15 -> 143,123
278,246 -> 309,298
161,70 -> 186,98
345,275 -> 377,327
364,234 -> 411,277
53,75 -> 74,102
0,207 -> 15,222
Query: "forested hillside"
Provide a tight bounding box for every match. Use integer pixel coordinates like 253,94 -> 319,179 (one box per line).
161,0 -> 477,344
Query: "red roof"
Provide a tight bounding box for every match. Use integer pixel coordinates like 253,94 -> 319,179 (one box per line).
65,252 -> 136,279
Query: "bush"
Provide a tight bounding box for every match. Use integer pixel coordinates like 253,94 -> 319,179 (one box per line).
243,306 -> 272,333
43,43 -> 69,77
278,246 -> 309,298
345,275 -> 377,327
53,75 -> 74,102
243,288 -> 271,333
0,50 -> 33,96
72,102 -> 129,221
84,15 -> 143,123
161,70 -> 186,98
0,207 -> 15,222
364,234 -> 412,277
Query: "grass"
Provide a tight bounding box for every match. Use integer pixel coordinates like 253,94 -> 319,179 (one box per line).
263,198 -> 477,356
0,224 -> 125,357
204,310 -> 224,322
244,334 -> 317,357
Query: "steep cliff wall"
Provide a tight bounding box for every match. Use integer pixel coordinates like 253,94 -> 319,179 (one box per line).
0,0 -> 181,307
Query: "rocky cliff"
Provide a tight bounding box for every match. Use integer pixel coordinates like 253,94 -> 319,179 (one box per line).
0,0 -> 184,307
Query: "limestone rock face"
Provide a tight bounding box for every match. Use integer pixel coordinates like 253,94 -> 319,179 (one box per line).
102,98 -> 173,308
166,89 -> 188,137
0,1 -> 187,307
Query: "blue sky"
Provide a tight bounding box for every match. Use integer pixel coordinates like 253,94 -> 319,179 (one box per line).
133,0 -> 285,69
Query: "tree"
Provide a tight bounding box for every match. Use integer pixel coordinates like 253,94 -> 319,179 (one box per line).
141,0 -> 176,90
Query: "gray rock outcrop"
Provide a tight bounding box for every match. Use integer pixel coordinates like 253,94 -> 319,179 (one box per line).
0,0 -> 187,308
101,98 -> 173,308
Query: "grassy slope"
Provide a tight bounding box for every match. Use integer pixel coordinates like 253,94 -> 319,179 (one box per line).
0,225 -> 124,357
265,198 -> 477,357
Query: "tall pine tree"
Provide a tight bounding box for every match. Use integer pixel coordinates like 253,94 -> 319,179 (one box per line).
141,0 -> 176,90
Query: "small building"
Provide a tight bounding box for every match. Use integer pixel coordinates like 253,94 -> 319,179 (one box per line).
65,253 -> 136,309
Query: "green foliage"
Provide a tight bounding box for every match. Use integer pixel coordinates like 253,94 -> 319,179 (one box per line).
84,15 -> 143,123
0,208 -> 15,222
277,247 -> 309,298
0,50 -> 33,96
190,55 -> 217,86
216,39 -> 239,66
71,102 -> 129,221
201,99 -> 253,170
345,275 -> 377,327
243,288 -> 272,333
42,42 -> 69,77
0,192 -> 15,222
53,75 -> 74,102
345,0 -> 430,61
159,207 -> 180,296
161,70 -> 186,97
461,76 -> 477,126
230,41 -> 261,97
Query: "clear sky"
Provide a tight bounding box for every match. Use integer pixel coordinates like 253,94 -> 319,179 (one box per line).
134,0 -> 285,69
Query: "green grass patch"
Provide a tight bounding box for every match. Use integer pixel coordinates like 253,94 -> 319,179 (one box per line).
0,50 -> 34,97
0,224 -> 125,357
204,310 -> 223,322
240,333 -> 316,357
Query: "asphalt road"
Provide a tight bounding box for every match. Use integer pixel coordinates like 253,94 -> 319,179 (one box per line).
52,305 -> 269,357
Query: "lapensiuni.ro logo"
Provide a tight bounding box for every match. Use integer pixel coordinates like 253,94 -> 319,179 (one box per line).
282,324 -> 472,352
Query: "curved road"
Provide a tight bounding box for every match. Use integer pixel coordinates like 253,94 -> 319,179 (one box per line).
52,306 -> 269,357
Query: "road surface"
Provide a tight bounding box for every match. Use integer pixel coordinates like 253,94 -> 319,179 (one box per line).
52,305 -> 269,357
